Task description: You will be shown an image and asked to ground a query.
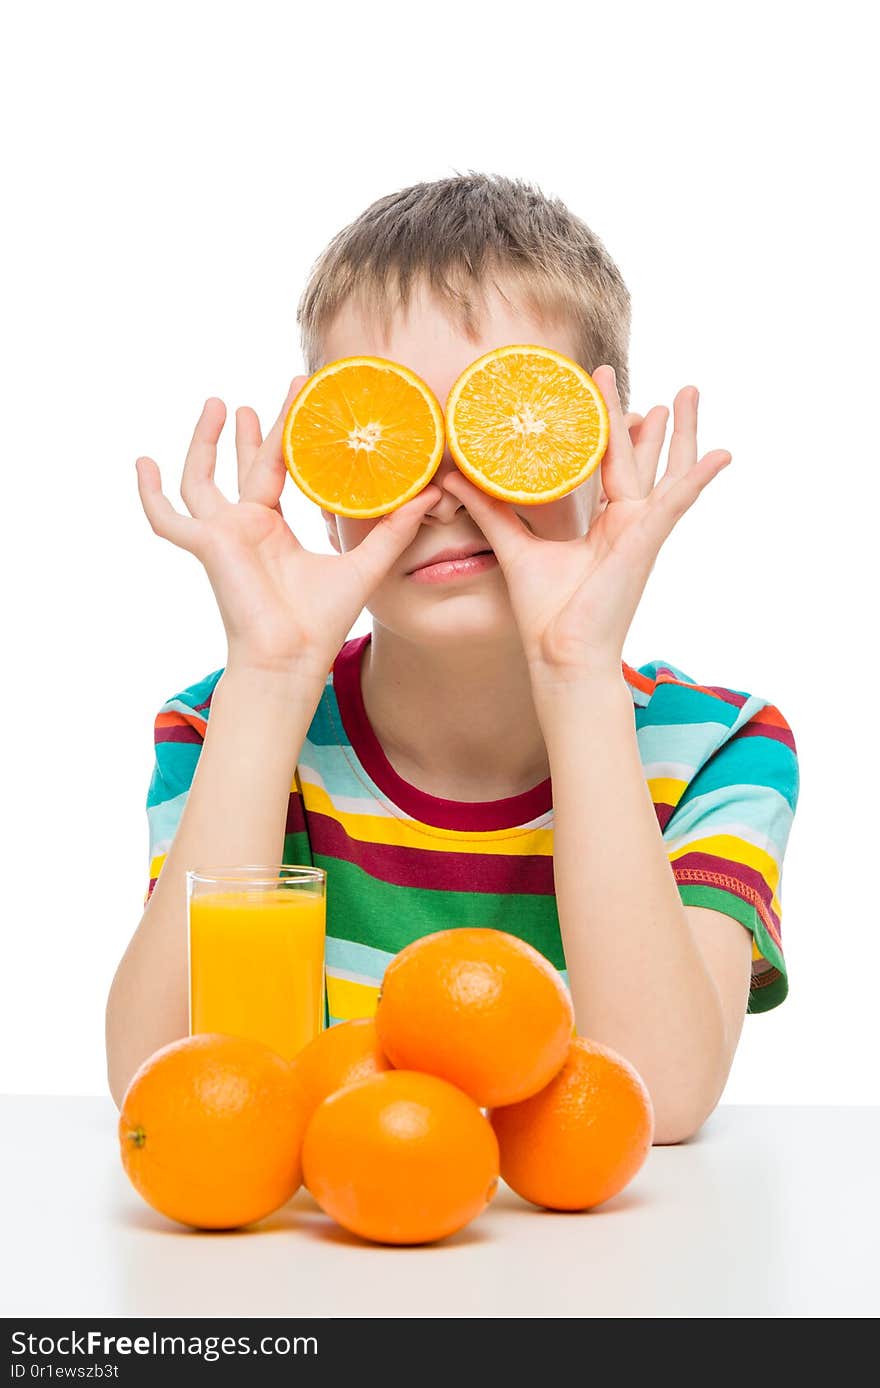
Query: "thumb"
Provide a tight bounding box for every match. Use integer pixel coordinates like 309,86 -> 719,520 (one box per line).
442,471 -> 532,567
347,486 -> 443,592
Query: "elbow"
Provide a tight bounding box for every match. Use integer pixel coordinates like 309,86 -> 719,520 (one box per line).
651,1021 -> 731,1145
652,1113 -> 709,1145
106,1052 -> 129,1113
105,1040 -> 127,1114
650,1073 -> 727,1146
104,987 -> 133,1113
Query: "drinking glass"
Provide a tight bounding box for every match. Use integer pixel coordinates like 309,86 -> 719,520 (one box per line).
186,864 -> 326,1061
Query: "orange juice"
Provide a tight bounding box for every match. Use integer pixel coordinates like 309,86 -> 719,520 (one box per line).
189,888 -> 325,1060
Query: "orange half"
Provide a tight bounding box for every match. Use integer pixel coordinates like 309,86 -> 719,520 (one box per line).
282,356 -> 445,518
445,344 -> 609,505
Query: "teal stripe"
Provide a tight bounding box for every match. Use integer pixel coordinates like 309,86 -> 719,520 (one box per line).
147,791 -> 189,852
636,720 -> 729,767
325,936 -> 395,981
304,691 -> 352,748
146,743 -> 201,806
636,689 -> 739,729
679,736 -> 799,808
165,668 -> 224,711
299,741 -> 380,801
145,670 -> 221,808
663,782 -> 794,856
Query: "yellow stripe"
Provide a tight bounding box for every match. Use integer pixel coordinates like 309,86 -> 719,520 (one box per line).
647,776 -> 688,805
299,778 -> 554,853
326,973 -> 380,1021
668,831 -> 780,897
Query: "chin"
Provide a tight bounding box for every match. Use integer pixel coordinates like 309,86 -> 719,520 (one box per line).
378,592 -> 517,645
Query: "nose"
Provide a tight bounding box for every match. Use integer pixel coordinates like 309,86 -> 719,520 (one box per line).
423,449 -> 467,522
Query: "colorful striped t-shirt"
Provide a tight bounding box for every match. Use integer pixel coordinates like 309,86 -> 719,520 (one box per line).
146,631 -> 799,1018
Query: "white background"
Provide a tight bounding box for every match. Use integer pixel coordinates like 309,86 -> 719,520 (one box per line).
2,0 -> 876,1100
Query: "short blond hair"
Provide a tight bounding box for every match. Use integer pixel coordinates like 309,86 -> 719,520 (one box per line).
296,171 -> 632,409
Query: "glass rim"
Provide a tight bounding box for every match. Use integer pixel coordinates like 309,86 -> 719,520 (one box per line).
186,864 -> 326,886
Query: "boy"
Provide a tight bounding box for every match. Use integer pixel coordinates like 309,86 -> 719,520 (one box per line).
106,173 -> 799,1142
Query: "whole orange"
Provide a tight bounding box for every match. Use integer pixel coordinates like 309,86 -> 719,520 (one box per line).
489,1036 -> 655,1210
375,928 -> 574,1107
302,1070 -> 499,1245
289,1018 -> 392,1124
118,1033 -> 309,1229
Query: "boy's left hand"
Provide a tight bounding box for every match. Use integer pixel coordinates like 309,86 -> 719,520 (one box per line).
443,365 -> 732,686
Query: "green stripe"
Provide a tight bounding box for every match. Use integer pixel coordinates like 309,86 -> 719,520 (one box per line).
677,882 -> 788,1013
282,829 -> 316,868
311,853 -> 566,970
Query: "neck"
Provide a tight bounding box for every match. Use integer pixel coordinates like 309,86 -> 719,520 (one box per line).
360,622 -> 552,801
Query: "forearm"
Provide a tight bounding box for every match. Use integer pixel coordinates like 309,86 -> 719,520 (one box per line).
105,663 -> 326,1108
534,672 -> 727,1142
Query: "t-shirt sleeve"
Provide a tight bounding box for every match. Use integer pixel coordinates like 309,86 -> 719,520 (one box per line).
660,697 -> 799,1014
143,671 -> 222,906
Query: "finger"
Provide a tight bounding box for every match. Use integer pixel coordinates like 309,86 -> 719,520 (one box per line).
235,405 -> 262,494
623,412 -> 644,442
235,404 -> 285,519
664,386 -> 699,480
346,485 -> 445,593
644,449 -> 733,547
240,375 -> 308,508
136,456 -> 203,554
442,470 -> 535,568
631,404 -> 670,498
180,398 -> 230,518
592,365 -> 642,502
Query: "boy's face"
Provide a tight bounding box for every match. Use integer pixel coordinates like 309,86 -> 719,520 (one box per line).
317,279 -> 606,648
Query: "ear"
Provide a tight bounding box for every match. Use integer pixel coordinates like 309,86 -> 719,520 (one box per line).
321,507 -> 342,553
585,468 -> 608,515
316,508 -> 341,555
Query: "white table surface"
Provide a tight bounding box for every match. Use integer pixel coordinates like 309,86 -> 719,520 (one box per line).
2,1097 -> 877,1319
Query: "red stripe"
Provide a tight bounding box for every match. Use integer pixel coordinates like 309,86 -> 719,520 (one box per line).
672,850 -> 781,944
699,684 -> 748,708
332,635 -> 554,832
285,792 -> 308,836
652,669 -> 748,707
736,720 -> 797,752
304,809 -> 555,894
622,661 -> 653,695
154,723 -> 204,746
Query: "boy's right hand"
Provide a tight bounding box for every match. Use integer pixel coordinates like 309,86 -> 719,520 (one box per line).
136,377 -> 442,680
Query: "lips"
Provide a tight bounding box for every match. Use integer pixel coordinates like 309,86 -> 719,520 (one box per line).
409,544 -> 494,574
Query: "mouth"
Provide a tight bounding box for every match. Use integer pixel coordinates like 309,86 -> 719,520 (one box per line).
407,549 -> 499,584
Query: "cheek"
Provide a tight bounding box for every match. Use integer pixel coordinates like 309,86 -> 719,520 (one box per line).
516,486 -> 594,539
337,518 -> 379,552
